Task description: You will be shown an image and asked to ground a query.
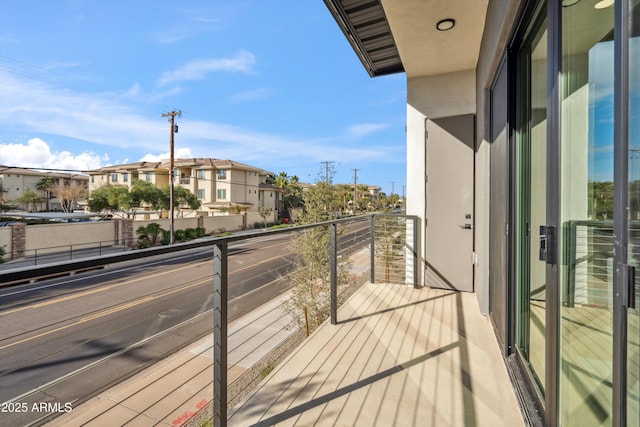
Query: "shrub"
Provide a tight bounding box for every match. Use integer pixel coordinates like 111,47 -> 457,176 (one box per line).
184,228 -> 198,240
174,229 -> 186,241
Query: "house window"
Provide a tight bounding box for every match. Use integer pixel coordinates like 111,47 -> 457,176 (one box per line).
197,189 -> 205,199
146,172 -> 152,181
91,176 -> 94,183
197,170 -> 206,179
217,189 -> 226,200
111,173 -> 118,183
217,170 -> 227,180
123,173 -> 129,183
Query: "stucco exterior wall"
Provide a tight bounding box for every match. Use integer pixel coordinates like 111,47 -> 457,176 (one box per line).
406,69 -> 476,287
474,0 -> 523,313
0,227 -> 12,259
24,221 -> 115,254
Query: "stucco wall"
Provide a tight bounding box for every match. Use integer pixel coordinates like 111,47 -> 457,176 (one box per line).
24,221 -> 115,254
406,69 -> 476,288
474,0 -> 523,314
0,227 -> 12,258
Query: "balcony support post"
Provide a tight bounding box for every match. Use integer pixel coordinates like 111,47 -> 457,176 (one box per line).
413,216 -> 419,288
370,215 -> 376,284
330,222 -> 338,325
213,242 -> 228,427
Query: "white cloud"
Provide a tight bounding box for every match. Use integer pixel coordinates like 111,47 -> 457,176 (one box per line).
346,123 -> 390,139
0,71 -> 401,171
0,138 -> 104,170
139,148 -> 194,162
157,50 -> 256,86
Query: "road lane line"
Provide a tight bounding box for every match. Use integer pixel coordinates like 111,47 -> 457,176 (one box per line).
1,309 -> 212,405
0,277 -> 211,351
0,260 -> 211,317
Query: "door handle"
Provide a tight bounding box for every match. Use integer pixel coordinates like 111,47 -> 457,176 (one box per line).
459,224 -> 472,229
539,225 -> 556,264
629,265 -> 636,309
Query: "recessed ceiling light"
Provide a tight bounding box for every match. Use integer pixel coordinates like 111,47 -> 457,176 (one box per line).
436,18 -> 455,31
594,0 -> 614,9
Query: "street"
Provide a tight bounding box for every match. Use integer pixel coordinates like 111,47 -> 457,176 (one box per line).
0,220 -> 370,426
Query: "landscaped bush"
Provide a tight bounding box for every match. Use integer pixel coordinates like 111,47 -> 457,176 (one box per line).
174,229 -> 186,242
184,228 -> 198,240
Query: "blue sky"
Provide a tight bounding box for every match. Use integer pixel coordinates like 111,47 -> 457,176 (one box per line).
0,1 -> 407,195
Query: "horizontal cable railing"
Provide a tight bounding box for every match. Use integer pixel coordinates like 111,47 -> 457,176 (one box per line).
0,214 -> 417,427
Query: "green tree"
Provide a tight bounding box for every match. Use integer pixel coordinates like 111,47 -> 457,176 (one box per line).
589,181 -> 614,220
284,172 -> 355,333
274,171 -> 304,209
36,176 -> 55,211
87,184 -> 131,218
130,180 -> 165,212
258,206 -> 272,228
161,186 -> 201,217
17,189 -> 42,212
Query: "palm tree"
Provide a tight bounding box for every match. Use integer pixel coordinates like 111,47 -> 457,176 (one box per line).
36,176 -> 55,211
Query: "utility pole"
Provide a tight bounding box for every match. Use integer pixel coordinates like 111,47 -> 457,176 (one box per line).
391,181 -> 396,210
352,168 -> 360,215
162,110 -> 181,244
321,161 -> 335,184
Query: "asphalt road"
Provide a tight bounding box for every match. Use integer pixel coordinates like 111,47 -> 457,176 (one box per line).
0,220 -> 371,426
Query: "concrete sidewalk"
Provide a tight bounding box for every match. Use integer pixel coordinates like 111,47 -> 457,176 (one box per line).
46,293 -> 296,427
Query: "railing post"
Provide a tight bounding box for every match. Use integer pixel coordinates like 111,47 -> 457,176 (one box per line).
213,242 -> 228,427
330,222 -> 338,325
370,215 -> 376,284
413,216 -> 419,288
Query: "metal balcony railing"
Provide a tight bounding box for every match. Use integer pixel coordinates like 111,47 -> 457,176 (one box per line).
0,214 -> 417,426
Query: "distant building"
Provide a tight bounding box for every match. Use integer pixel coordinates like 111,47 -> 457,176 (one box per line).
85,158 -> 281,217
0,166 -> 89,211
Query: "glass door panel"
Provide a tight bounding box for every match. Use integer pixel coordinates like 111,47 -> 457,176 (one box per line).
515,12 -> 547,396
559,1 -> 615,425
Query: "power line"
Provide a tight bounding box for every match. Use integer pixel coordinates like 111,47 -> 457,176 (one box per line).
321,161 -> 335,184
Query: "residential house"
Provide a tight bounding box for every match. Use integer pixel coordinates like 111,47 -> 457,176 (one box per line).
0,166 -> 89,211
86,158 -> 281,217
324,0 -> 639,425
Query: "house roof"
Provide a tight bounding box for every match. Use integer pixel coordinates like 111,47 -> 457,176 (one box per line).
86,158 -> 272,175
0,165 -> 89,180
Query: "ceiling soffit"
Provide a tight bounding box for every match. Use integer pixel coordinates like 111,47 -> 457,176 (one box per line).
325,0 -> 489,79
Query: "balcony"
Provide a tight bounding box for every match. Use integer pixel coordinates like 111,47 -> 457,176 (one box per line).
0,215 -> 524,426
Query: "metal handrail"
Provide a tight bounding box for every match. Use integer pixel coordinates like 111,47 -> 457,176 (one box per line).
0,213 -> 418,427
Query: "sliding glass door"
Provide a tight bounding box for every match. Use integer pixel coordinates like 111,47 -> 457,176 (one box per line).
559,1 -> 615,425
627,0 -> 640,423
515,5 -> 548,399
